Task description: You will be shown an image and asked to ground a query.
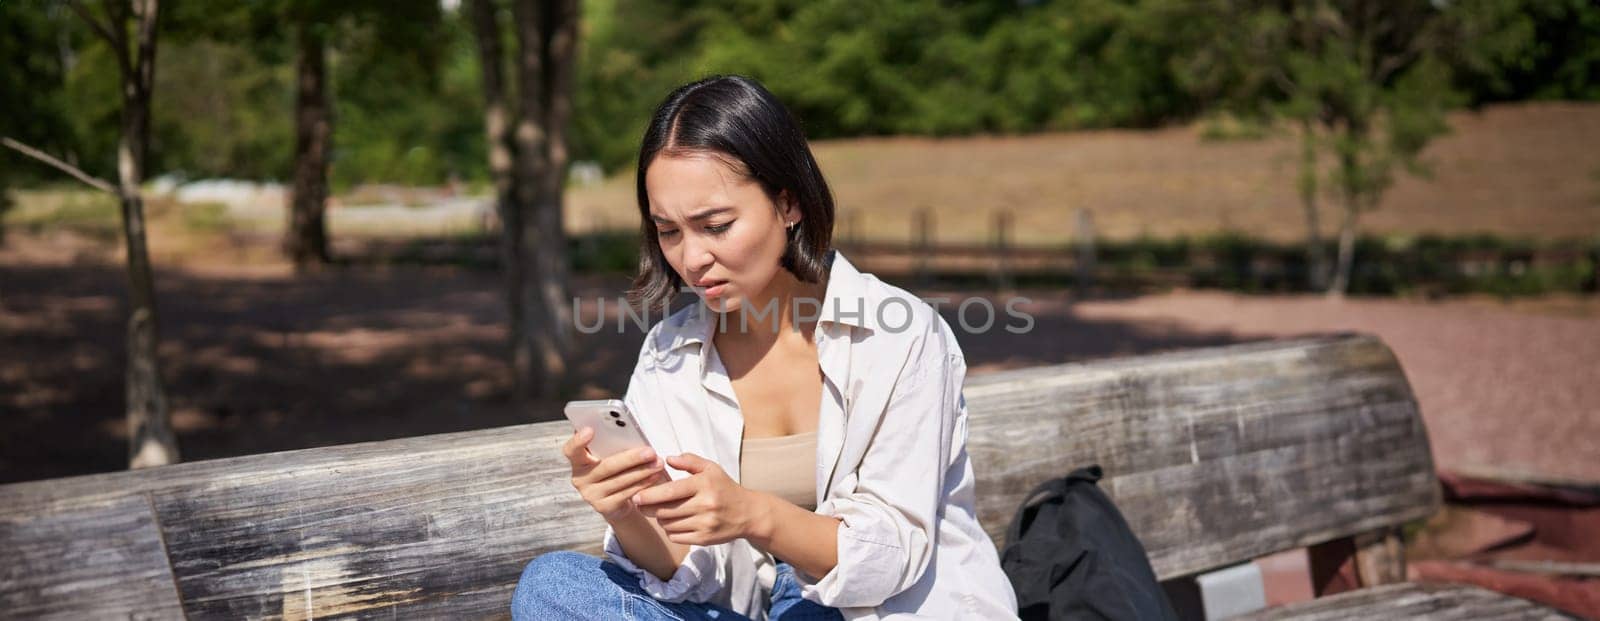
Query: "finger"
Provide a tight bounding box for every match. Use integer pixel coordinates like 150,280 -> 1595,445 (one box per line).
564,426 -> 593,455
650,498 -> 697,521
634,476 -> 697,506
666,452 -> 712,474
636,490 -> 685,518
563,427 -> 597,466
590,446 -> 660,482
658,513 -> 696,533
607,473 -> 670,515
666,530 -> 705,546
591,460 -> 665,498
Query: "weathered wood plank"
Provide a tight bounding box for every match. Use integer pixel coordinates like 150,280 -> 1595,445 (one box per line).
964,334 -> 1441,580
150,426 -> 608,619
0,334 -> 1443,617
1242,582 -> 1579,620
0,494 -> 185,620
1,425 -> 610,619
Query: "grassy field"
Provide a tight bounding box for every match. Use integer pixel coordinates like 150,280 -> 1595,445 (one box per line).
569,101 -> 1600,245
9,101 -> 1598,257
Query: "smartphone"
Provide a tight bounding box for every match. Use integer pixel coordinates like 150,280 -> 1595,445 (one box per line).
563,399 -> 652,461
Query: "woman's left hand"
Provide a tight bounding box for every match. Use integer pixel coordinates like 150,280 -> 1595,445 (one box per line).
632,452 -> 768,546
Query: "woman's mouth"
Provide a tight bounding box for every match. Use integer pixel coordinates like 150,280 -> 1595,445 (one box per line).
701,282 -> 728,297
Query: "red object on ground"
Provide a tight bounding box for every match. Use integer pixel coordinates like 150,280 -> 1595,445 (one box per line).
1407,471 -> 1600,618
1410,561 -> 1599,619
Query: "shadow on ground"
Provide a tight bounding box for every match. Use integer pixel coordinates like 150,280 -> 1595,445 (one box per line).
0,261 -> 1251,484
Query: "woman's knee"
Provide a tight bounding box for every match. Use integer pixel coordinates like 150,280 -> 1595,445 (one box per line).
522,550 -> 596,580
512,551 -> 608,619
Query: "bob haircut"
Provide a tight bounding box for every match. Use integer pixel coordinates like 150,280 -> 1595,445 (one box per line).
627,74 -> 836,313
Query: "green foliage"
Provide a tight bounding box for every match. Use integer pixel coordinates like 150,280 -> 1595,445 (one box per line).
1203,2 -> 1474,214
179,201 -> 231,234
1450,0 -> 1600,102
4,188 -> 122,239
10,0 -> 456,187
149,39 -> 295,180
1161,0 -> 1559,292
570,229 -> 644,274
331,9 -> 481,189
4,0 -> 1596,188
1087,233 -> 1599,297
1197,112 -> 1273,142
572,0 -> 1206,172
2,2 -> 84,239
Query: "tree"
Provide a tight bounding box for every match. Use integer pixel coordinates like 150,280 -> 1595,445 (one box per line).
1174,0 -> 1538,295
470,0 -> 579,399
467,0 -> 525,397
274,1 -> 444,271
4,0 -> 180,468
284,10 -> 333,269
0,2 -> 78,244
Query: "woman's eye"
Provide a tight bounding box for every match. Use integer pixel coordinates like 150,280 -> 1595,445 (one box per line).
658,229 -> 679,238
706,222 -> 733,234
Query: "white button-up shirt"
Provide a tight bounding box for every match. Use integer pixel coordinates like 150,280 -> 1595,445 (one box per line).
601,250 -> 1019,620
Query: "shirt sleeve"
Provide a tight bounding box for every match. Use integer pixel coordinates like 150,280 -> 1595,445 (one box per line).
595,329 -> 728,603
601,525 -> 725,602
796,311 -> 966,608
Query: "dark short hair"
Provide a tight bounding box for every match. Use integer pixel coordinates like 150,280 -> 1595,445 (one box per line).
627,75 -> 836,313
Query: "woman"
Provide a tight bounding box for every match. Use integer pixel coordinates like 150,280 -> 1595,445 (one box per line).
513,75 -> 1018,620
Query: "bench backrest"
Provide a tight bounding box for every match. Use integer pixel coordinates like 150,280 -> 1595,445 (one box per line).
0,334 -> 1438,618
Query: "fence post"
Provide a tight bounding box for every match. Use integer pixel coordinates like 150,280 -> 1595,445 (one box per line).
851,208 -> 864,248
1590,244 -> 1600,295
845,209 -> 860,250
993,209 -> 1013,291
1075,208 -> 1096,296
838,208 -> 849,249
914,208 -> 933,287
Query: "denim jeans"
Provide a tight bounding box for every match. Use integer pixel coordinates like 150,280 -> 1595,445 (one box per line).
512,550 -> 847,620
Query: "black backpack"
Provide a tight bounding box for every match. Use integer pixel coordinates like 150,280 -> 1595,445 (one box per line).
999,465 -> 1180,621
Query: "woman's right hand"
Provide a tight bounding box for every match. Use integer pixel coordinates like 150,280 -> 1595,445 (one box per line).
563,426 -> 670,522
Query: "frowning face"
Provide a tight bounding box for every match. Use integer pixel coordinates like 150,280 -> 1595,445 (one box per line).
644,152 -> 800,318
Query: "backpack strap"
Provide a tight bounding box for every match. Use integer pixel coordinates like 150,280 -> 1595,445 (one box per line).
1066,464 -> 1103,485
1002,464 -> 1105,550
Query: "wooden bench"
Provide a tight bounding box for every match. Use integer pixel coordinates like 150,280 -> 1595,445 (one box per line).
0,334 -> 1575,619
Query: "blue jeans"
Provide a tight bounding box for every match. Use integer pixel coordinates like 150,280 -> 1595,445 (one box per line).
512,550 -> 846,620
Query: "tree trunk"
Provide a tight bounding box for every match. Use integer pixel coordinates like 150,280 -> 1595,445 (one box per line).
536,0 -> 577,358
1328,183 -> 1360,298
506,0 -> 576,399
285,20 -> 332,271
1298,120 -> 1329,291
468,0 -> 526,397
121,0 -> 178,469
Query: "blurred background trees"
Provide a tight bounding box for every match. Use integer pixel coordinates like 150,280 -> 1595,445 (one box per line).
1163,0 -> 1545,295
5,0 -> 179,468
9,0 -> 1593,190
467,0 -> 581,399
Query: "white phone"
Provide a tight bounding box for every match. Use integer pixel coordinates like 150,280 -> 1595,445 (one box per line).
563,399 -> 653,461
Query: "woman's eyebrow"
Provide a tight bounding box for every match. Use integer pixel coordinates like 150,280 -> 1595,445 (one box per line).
651,206 -> 734,224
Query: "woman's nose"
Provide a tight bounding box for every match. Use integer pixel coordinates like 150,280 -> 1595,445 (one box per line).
683,237 -> 714,273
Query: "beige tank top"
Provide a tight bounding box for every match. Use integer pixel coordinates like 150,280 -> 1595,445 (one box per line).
738,431 -> 818,511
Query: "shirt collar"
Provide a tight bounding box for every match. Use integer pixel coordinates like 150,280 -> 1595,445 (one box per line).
816,249 -> 875,332
652,249 -> 875,360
